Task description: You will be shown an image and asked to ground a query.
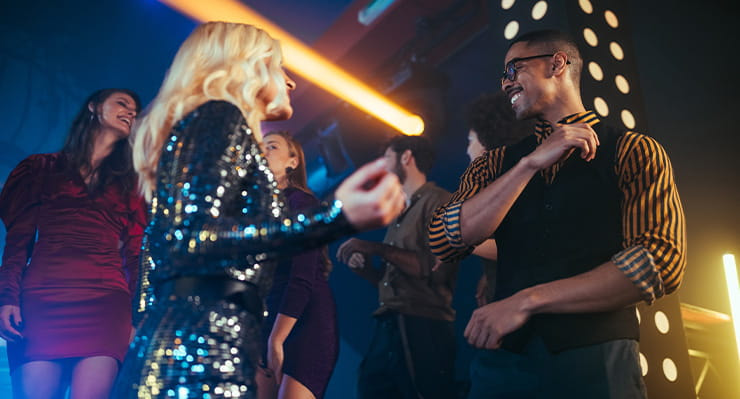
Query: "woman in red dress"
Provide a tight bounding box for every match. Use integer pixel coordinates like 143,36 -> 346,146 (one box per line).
0,88 -> 146,398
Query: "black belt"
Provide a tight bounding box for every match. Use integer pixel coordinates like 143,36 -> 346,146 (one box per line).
158,276 -> 263,317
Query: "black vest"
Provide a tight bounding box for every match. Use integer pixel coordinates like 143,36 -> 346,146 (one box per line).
494,121 -> 639,353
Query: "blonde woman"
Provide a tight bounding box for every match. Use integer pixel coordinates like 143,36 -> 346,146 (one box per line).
112,22 -> 404,398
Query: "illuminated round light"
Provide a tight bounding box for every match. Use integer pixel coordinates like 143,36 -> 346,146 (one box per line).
579,0 -> 593,14
615,74 -> 630,93
501,0 -> 516,9
531,1 -> 548,20
504,20 -> 520,40
636,307 -> 641,324
403,115 -> 425,136
594,97 -> 609,117
621,109 -> 636,129
605,10 -> 619,28
610,41 -> 625,60
583,28 -> 598,47
654,311 -> 670,334
588,62 -> 604,81
662,358 -> 678,382
639,352 -> 648,376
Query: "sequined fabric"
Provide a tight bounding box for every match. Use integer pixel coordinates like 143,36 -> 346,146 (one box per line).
115,101 -> 353,398
120,296 -> 261,399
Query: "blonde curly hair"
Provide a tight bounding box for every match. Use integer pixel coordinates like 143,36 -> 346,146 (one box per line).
132,21 -> 290,201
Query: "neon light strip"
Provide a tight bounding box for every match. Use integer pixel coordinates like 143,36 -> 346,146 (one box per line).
160,0 -> 424,135
724,253 -> 740,363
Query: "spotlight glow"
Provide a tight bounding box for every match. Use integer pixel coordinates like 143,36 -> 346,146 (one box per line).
724,253 -> 740,363
159,0 -> 425,135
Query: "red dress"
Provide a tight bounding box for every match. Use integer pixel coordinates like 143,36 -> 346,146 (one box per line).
0,153 -> 146,371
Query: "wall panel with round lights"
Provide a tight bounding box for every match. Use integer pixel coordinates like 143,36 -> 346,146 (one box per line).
568,2 -> 693,397
489,1 -> 695,398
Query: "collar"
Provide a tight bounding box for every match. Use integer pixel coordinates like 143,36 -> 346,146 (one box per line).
396,181 -> 437,220
409,181 -> 437,202
535,110 -> 600,139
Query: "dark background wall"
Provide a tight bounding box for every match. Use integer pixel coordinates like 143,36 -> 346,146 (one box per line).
0,0 -> 737,397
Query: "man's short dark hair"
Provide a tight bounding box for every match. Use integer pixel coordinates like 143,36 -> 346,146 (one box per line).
386,135 -> 436,175
510,29 -> 583,89
464,91 -> 534,149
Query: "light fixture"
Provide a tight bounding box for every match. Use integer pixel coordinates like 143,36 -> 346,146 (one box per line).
588,61 -> 603,81
159,0 -> 424,135
593,97 -> 609,117
504,20 -> 520,40
578,0 -> 593,14
583,28 -> 598,47
358,0 -> 397,26
724,253 -> 740,363
621,109 -> 636,129
531,1 -> 548,20
615,74 -> 630,93
605,10 -> 619,28
610,41 -> 625,60
662,357 -> 678,382
654,310 -> 670,334
501,0 -> 516,10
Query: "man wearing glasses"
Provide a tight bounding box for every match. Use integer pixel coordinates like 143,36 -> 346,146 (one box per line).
428,29 -> 685,398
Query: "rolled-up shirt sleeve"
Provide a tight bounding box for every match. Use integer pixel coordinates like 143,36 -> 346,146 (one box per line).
613,132 -> 687,304
428,147 -> 505,262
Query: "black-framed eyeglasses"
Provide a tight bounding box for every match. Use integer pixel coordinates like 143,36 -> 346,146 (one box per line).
501,54 -> 571,84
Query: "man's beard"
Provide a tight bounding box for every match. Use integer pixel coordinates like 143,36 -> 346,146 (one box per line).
392,158 -> 406,184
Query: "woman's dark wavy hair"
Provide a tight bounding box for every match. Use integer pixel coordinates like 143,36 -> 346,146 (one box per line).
464,91 -> 534,150
264,131 -> 334,278
61,88 -> 141,196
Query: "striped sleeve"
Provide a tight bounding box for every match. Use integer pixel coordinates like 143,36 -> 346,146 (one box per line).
428,147 -> 505,262
612,132 -> 686,304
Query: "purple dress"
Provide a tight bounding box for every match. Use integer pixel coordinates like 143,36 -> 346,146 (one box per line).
263,187 -> 339,398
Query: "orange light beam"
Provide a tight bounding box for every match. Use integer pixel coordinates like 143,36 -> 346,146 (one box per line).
159,0 -> 424,136
724,253 -> 740,364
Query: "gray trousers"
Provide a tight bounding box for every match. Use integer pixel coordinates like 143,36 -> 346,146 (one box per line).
468,336 -> 647,399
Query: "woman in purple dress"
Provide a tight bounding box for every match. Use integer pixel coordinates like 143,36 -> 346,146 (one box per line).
260,131 -> 338,399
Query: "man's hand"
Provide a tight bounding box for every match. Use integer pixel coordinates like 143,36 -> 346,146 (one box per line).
464,291 -> 532,349
523,123 -> 600,171
347,253 -> 367,270
0,305 -> 23,343
335,158 -> 406,231
336,238 -> 376,264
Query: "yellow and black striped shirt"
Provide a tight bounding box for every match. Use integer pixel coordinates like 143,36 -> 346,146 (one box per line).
428,111 -> 686,304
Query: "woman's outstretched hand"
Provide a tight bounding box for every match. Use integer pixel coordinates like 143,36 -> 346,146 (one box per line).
335,158 -> 405,231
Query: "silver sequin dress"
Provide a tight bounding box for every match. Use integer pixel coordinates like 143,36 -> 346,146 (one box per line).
113,101 -> 353,398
